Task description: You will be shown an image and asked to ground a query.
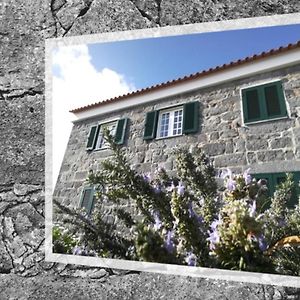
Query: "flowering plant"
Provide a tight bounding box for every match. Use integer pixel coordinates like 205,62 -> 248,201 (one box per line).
53,131 -> 300,276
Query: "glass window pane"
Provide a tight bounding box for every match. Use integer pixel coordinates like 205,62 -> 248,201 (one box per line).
173,109 -> 183,135
95,122 -> 117,149
95,132 -> 104,149
160,112 -> 169,137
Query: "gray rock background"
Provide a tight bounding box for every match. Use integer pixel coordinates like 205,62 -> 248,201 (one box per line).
1,0 -> 300,298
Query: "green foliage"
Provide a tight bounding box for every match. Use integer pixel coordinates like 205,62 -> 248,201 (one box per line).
52,225 -> 77,254
207,169 -> 272,272
53,198 -> 133,259
287,201 -> 300,236
210,199 -> 272,272
211,171 -> 300,274
263,174 -> 296,246
134,224 -> 177,264
272,247 -> 300,276
175,148 -> 217,199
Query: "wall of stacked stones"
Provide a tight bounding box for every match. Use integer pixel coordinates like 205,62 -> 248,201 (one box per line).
54,64 -> 300,209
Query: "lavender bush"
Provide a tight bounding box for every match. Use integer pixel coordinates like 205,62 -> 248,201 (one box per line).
53,131 -> 300,276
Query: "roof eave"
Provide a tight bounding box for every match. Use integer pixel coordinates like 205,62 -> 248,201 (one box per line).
72,46 -> 300,122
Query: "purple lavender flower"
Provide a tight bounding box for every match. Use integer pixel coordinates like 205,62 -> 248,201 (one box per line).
210,215 -> 222,230
185,252 -> 197,266
73,246 -> 82,255
73,245 -> 89,256
164,230 -> 175,253
243,168 -> 252,185
177,181 -> 185,196
258,234 -> 268,252
249,200 -> 256,217
207,215 -> 222,250
278,218 -> 287,227
188,202 -> 195,218
153,184 -> 161,194
207,230 -> 220,250
220,168 -> 237,191
153,211 -> 162,231
227,178 -> 236,191
142,173 -> 151,183
188,202 -> 204,224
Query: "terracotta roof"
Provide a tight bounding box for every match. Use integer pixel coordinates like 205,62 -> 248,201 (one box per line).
70,40 -> 300,114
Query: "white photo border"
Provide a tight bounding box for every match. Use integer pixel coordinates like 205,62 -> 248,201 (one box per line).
45,13 -> 300,288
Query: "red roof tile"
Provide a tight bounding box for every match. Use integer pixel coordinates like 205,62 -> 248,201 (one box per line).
70,40 -> 300,113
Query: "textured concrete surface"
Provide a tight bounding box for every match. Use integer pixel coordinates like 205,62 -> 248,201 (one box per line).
0,272 -> 299,300
1,0 -> 300,298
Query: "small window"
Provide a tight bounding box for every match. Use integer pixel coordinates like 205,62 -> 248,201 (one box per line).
143,101 -> 199,140
157,107 -> 183,138
79,186 -> 95,216
242,81 -> 287,124
253,172 -> 300,209
86,118 -> 128,151
95,121 -> 117,150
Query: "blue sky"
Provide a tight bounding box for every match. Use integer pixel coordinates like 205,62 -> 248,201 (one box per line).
86,24 -> 300,90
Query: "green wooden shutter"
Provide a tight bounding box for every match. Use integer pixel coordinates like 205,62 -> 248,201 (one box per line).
264,84 -> 282,117
114,118 -> 128,145
264,82 -> 287,119
80,186 -> 95,215
276,82 -> 287,117
242,90 -> 249,123
86,125 -> 99,150
183,101 -> 199,134
143,111 -> 158,140
242,89 -> 261,123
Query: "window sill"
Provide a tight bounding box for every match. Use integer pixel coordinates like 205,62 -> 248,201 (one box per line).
155,133 -> 183,141
93,147 -> 111,152
243,115 -> 290,126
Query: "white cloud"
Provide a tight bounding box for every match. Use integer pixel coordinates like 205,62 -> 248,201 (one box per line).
52,44 -> 135,189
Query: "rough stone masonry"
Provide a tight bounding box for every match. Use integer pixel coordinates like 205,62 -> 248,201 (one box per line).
1,0 -> 300,299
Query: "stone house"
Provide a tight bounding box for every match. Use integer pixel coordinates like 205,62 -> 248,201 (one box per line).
53,41 -> 300,215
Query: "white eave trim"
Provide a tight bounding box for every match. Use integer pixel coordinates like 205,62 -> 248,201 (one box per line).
73,48 -> 300,122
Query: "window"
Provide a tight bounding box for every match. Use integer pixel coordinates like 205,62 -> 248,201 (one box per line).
253,172 -> 300,209
79,186 -> 95,216
157,107 -> 183,138
95,121 -> 117,150
86,118 -> 128,151
143,101 -> 199,140
242,81 -> 287,124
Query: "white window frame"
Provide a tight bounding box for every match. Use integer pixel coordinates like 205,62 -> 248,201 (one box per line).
94,120 -> 117,150
156,106 -> 183,139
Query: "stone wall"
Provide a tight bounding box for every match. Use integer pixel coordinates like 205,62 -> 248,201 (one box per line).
2,0 -> 300,298
55,64 -> 300,207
